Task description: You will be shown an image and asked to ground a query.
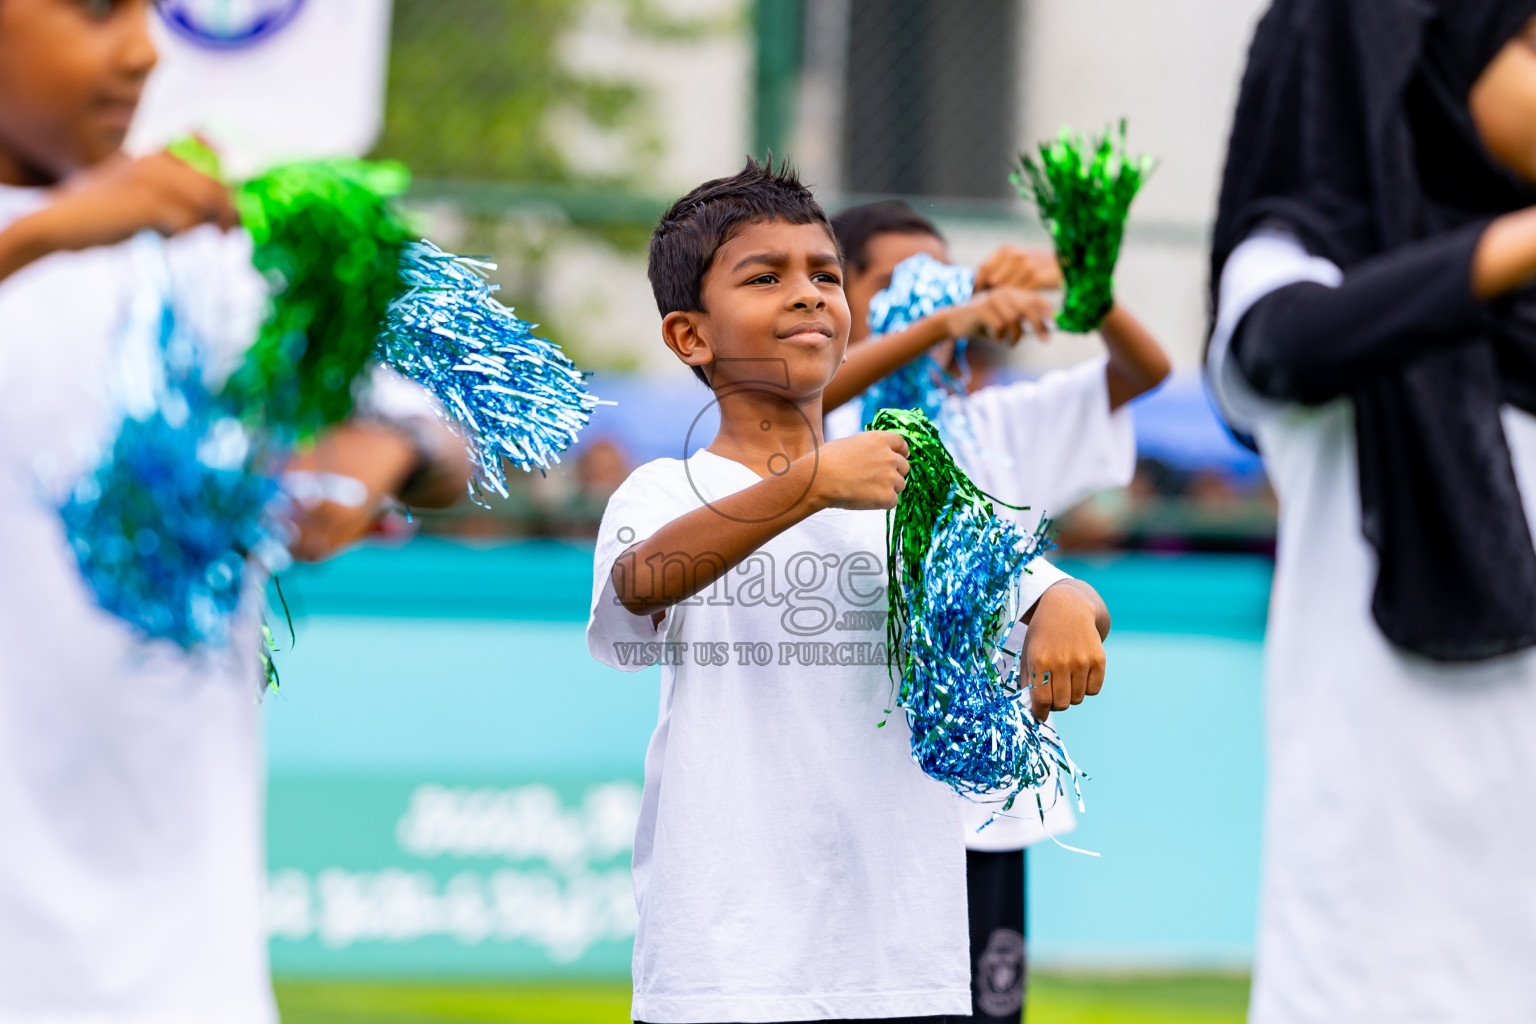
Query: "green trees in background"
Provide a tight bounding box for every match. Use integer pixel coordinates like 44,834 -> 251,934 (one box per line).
369,0 -> 742,377
377,0 -> 642,184
375,0 -> 736,188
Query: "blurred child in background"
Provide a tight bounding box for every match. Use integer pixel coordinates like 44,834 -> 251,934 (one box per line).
826,199 -> 1170,1024
0,1 -> 469,1020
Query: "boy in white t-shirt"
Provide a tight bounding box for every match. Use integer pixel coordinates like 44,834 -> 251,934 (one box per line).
824,201 -> 1170,1023
0,3 -> 471,1020
588,158 -> 1112,1024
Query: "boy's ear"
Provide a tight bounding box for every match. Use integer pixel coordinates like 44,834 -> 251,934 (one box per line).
662,310 -> 714,376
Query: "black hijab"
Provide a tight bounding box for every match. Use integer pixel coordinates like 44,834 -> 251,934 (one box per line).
1211,0 -> 1536,662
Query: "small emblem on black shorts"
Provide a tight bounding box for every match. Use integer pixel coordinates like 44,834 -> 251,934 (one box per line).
976,926 -> 1026,1017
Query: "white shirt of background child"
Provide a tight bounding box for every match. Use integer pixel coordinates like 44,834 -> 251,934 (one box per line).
588,448 -> 1070,1023
826,356 -> 1136,851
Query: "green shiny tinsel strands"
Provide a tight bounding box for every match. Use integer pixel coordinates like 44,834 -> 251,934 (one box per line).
223,159 -> 414,436
869,408 -> 1068,803
874,408 -> 996,679
1011,121 -> 1153,333
166,137 -> 415,435
102,139 -> 418,693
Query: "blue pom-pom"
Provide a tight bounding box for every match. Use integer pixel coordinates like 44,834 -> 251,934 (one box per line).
379,240 -> 601,503
58,308 -> 285,651
896,498 -> 1083,813
868,252 -> 976,335
860,253 -> 975,436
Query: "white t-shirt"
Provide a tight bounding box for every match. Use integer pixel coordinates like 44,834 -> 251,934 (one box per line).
1209,229 -> 1536,1024
588,449 -> 1069,1023
0,190 -> 277,1022
828,357 -> 1136,851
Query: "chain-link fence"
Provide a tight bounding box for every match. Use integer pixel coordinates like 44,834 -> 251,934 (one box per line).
375,0 -> 1275,550
837,1 -> 1022,199
372,0 -> 1036,370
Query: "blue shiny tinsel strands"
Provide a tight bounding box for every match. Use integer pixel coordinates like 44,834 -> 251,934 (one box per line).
897,502 -> 1083,811
860,252 -> 975,434
872,407 -> 1084,819
58,375 -> 280,649
57,248 -> 288,652
379,240 -> 601,502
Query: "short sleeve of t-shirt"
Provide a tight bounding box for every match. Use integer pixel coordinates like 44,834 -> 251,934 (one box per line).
1207,229 -> 1344,433
587,458 -> 705,670
355,364 -> 447,422
955,356 -> 1136,515
1014,556 -> 1070,617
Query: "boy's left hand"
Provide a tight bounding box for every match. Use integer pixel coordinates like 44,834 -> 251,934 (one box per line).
1022,580 -> 1109,721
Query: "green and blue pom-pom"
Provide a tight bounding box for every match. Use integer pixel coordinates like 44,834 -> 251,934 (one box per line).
59,153 -> 600,668
870,407 -> 1081,812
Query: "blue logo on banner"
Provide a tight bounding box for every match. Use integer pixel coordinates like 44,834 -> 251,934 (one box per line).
158,0 -> 308,50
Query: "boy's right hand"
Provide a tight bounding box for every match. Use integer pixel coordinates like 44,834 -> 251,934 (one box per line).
974,245 -> 1063,292
22,151 -> 238,257
940,285 -> 1054,345
809,432 -> 910,511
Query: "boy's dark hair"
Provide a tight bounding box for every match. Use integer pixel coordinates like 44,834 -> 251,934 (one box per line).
830,200 -> 943,273
648,156 -> 835,384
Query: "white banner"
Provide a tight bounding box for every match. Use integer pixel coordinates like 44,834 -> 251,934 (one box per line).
128,0 -> 394,178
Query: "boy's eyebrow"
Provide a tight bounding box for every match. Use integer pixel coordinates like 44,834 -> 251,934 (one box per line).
731,251 -> 789,273
730,250 -> 842,273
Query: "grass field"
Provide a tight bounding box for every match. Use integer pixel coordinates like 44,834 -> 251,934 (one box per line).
274,973 -> 1251,1023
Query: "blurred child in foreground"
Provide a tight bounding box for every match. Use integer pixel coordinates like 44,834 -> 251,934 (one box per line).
0,1 -> 469,1019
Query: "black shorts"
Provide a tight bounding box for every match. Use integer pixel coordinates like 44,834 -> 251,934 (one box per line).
966,847 -> 1028,1024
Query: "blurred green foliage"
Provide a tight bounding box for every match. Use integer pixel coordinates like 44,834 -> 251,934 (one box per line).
375,0 -> 740,187
370,1 -> 744,372
375,0 -> 648,185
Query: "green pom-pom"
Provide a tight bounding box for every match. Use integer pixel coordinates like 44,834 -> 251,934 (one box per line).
870,407 -> 1005,679
165,135 -> 223,179
221,159 -> 414,436
1011,120 -> 1153,334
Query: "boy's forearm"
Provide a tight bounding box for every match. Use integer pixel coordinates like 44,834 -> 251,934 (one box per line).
1100,304 -> 1172,410
393,419 -> 472,509
823,315 -> 953,412
613,460 -> 823,615
1023,578 -> 1111,639
1064,578 -> 1112,639
0,213 -> 53,285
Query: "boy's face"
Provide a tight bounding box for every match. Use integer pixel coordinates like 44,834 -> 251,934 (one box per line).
843,230 -> 948,343
0,0 -> 158,185
675,218 -> 850,401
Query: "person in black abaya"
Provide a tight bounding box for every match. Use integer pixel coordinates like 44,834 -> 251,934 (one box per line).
1207,1 -> 1536,1020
